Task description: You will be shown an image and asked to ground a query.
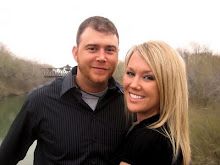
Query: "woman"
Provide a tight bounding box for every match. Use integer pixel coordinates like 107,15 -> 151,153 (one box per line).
119,41 -> 191,165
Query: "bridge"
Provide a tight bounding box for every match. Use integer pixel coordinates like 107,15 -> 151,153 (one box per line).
41,64 -> 72,78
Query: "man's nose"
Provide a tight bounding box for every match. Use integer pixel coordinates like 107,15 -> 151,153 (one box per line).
96,49 -> 107,62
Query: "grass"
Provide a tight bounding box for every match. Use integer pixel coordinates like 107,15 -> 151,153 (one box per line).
189,104 -> 220,165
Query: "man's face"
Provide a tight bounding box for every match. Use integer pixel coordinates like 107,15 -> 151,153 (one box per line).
73,27 -> 119,92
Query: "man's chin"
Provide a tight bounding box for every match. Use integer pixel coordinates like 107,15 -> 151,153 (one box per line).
94,80 -> 107,85
92,77 -> 109,85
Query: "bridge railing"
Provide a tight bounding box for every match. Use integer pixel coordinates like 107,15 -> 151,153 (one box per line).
41,65 -> 72,78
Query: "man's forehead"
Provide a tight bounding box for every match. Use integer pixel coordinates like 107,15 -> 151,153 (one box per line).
80,27 -> 118,41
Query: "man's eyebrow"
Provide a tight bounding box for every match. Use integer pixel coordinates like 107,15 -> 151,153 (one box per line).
86,44 -> 117,48
106,45 -> 117,48
85,44 -> 97,47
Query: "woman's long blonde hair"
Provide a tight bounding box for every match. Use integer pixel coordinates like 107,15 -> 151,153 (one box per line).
125,41 -> 191,165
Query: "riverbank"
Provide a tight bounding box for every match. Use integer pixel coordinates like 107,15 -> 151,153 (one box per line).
0,44 -> 52,102
0,90 -> 27,101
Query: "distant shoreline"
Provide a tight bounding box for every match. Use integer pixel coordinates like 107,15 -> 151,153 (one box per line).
0,93 -> 26,101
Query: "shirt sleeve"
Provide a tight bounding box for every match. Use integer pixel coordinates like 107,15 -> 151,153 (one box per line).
0,97 -> 37,165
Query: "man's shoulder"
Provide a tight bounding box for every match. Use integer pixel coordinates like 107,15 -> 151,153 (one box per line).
28,78 -> 63,99
115,81 -> 123,90
110,78 -> 124,94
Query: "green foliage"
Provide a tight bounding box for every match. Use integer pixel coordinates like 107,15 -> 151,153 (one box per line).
0,44 -> 52,98
190,105 -> 220,165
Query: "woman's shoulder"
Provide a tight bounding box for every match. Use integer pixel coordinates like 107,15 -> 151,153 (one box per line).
125,127 -> 173,164
136,126 -> 170,146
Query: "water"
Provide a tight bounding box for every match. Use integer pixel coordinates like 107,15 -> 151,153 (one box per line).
0,95 -> 35,164
0,95 -> 25,137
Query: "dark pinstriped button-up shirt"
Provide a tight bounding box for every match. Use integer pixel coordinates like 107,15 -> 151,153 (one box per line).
0,66 -> 128,165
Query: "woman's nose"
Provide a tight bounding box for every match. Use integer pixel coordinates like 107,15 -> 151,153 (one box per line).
130,77 -> 141,90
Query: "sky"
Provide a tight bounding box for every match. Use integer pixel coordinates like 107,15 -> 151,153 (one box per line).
0,0 -> 219,67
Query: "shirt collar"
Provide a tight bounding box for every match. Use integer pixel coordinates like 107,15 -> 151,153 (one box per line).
60,66 -> 77,96
60,66 -> 123,97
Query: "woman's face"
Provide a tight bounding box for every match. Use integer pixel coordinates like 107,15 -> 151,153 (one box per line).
123,51 -> 160,122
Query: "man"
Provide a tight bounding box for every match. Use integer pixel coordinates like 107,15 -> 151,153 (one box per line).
0,16 -> 129,165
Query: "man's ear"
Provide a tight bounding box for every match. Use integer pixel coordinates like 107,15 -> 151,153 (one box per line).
72,46 -> 78,63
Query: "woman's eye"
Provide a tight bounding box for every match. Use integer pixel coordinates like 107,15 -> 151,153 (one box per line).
143,75 -> 155,81
126,71 -> 135,77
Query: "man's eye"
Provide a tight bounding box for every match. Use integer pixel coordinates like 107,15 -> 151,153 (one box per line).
143,75 -> 155,81
87,47 -> 97,52
126,71 -> 135,77
105,47 -> 117,54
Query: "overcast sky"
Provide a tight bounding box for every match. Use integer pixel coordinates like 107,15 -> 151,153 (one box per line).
0,0 -> 219,67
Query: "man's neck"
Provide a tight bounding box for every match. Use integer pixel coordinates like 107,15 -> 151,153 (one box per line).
75,76 -> 108,93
